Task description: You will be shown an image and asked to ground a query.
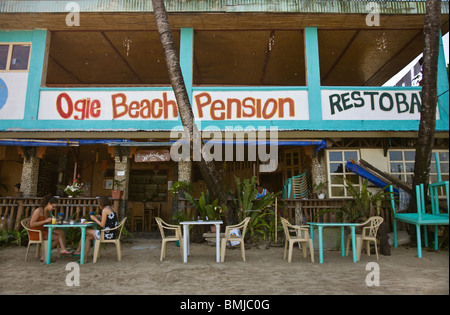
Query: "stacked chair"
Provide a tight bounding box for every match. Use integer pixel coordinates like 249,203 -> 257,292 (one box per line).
283,171 -> 309,199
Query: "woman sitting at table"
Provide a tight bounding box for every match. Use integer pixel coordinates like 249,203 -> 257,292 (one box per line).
73,196 -> 118,263
29,194 -> 72,261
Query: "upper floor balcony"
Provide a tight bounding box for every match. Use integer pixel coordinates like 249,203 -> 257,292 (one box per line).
0,1 -> 448,136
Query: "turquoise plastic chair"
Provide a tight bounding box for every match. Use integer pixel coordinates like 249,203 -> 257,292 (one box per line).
291,172 -> 309,199
389,184 -> 449,258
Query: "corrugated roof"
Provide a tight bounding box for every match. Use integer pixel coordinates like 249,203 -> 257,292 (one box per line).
0,0 -> 447,15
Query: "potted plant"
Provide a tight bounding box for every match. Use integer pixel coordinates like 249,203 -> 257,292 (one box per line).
111,179 -> 124,199
311,181 -> 328,199
58,177 -> 85,197
169,181 -> 192,197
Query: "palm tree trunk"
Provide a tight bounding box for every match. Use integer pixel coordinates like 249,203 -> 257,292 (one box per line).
412,0 -> 441,208
151,0 -> 226,205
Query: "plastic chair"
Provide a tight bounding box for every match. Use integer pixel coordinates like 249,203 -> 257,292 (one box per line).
280,217 -> 314,263
93,217 -> 127,263
155,217 -> 184,261
291,172 -> 309,199
21,218 -> 60,262
346,216 -> 383,261
220,217 -> 251,262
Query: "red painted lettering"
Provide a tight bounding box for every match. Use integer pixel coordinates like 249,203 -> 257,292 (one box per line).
111,93 -> 128,119
242,98 -> 256,118
56,93 -> 73,119
211,100 -> 225,120
195,92 -> 211,118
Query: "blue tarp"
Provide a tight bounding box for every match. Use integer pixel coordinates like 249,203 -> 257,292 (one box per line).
0,139 -> 131,146
346,160 -> 399,193
172,139 -> 327,151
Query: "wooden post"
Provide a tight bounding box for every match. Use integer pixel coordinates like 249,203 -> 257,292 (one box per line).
274,197 -> 278,243
14,199 -> 24,230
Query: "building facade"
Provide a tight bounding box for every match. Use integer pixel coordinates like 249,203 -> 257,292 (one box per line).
0,0 -> 449,222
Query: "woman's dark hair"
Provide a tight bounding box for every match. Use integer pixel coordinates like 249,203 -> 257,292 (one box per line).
98,196 -> 112,208
40,194 -> 59,207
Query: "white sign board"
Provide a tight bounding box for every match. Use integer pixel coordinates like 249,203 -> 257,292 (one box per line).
0,73 -> 28,120
321,89 -> 433,120
38,89 -> 309,122
38,90 -> 179,120
193,90 -> 309,121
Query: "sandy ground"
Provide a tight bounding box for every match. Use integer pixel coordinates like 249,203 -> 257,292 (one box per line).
0,237 -> 448,296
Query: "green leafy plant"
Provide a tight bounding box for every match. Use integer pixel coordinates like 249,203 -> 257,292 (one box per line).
184,190 -> 226,220
113,179 -> 125,190
0,229 -> 12,248
9,229 -> 26,247
233,176 -> 282,242
170,181 -> 192,197
315,178 -> 389,223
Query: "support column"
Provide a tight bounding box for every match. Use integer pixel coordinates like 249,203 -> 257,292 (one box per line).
304,27 -> 322,122
180,28 -> 194,104
311,151 -> 327,197
20,147 -> 40,197
177,160 -> 192,216
178,160 -> 192,183
437,31 -> 449,126
114,146 -> 130,218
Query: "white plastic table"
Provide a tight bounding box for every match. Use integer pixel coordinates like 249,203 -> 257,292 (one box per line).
180,220 -> 223,263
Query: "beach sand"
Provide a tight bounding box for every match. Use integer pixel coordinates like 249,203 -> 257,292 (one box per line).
0,237 -> 448,295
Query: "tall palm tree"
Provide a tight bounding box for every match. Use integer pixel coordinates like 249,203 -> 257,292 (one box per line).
412,0 -> 442,206
151,0 -> 226,205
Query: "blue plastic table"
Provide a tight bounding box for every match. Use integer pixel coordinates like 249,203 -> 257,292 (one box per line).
44,222 -> 95,265
307,222 -> 360,264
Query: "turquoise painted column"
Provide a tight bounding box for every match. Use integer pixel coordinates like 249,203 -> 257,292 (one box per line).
180,28 -> 194,104
25,29 -> 49,121
304,27 -> 322,122
436,32 -> 449,126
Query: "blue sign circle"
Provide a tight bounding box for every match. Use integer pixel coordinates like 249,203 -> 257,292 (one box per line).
0,78 -> 8,110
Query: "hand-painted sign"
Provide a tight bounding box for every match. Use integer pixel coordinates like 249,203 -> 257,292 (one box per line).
39,90 -> 179,120
0,73 -> 28,120
134,149 -> 171,162
192,90 -> 309,121
38,89 -> 310,122
321,89 -> 432,120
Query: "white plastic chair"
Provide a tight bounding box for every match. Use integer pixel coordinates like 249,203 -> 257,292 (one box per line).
346,216 -> 383,261
220,217 -> 251,262
280,217 -> 314,263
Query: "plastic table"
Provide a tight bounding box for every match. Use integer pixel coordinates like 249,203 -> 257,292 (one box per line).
307,222 -> 360,264
44,222 -> 95,265
180,220 -> 222,263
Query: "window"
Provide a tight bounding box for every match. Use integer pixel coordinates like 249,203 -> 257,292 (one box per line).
389,149 -> 449,197
326,150 -> 360,198
0,43 -> 31,71
431,151 -> 449,182
388,150 -> 415,185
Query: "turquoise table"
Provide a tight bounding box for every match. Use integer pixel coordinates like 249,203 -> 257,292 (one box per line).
308,222 -> 360,264
44,222 -> 95,265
